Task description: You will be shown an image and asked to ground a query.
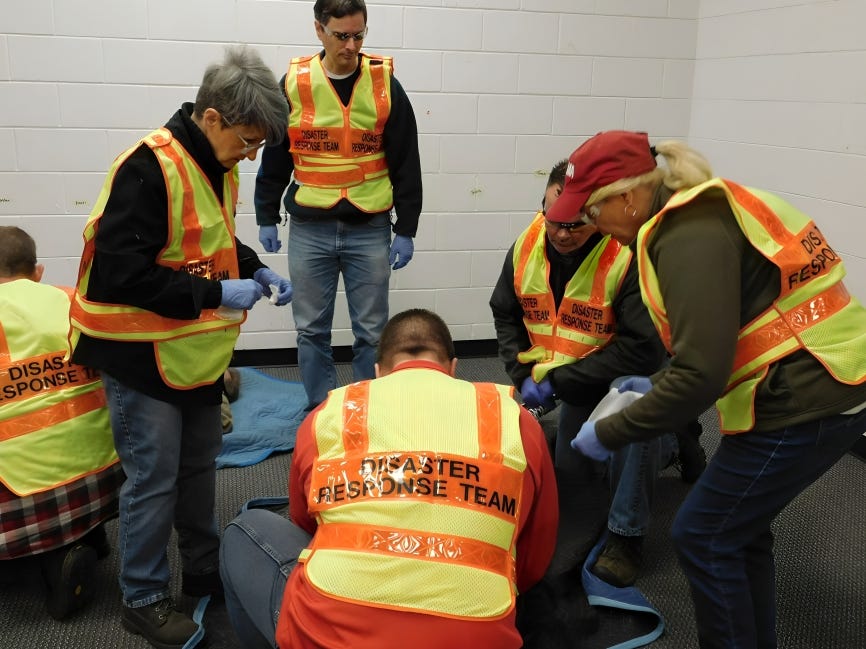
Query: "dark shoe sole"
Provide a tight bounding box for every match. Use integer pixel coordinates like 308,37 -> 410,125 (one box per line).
44,544 -> 97,620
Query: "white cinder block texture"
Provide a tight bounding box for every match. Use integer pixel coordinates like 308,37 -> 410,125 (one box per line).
148,0 -> 238,43
391,50 -> 443,92
517,54 -> 593,96
412,92 -> 477,134
591,58 -> 665,98
54,0 -> 148,38
8,36 -> 103,82
3,0 -> 52,35
0,130 -> 15,171
2,1 -> 865,354
0,36 -> 10,80
404,8 -> 483,51
15,129 -> 109,172
237,0 -> 314,47
481,11 -> 558,54
442,52 -> 519,94
439,135 -> 516,173
478,94 -> 553,135
0,173 -> 64,215
560,14 -> 697,59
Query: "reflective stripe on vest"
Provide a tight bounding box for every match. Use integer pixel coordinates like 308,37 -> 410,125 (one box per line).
285,53 -> 393,212
513,213 -> 632,382
302,369 -> 527,619
0,281 -> 118,496
637,178 -> 866,433
69,128 -> 241,389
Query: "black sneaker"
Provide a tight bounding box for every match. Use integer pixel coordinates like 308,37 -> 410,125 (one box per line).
182,569 -> 223,599
674,420 -> 707,484
591,533 -> 643,588
41,543 -> 98,620
122,598 -> 198,649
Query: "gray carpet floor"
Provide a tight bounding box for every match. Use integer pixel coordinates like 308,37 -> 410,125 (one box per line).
1,358 -> 864,649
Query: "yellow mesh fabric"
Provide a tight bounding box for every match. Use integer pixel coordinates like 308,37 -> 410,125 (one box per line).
306,550 -> 513,618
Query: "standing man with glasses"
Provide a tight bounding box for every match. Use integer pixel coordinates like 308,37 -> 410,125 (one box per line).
70,45 -> 293,649
255,0 -> 423,412
490,159 -> 705,589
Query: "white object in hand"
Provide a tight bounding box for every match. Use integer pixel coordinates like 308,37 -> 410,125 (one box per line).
215,306 -> 244,320
269,284 -> 279,305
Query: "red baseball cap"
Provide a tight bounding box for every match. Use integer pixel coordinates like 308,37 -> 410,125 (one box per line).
545,131 -> 657,223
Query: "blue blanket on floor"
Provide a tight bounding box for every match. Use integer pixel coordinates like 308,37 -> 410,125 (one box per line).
582,531 -> 665,649
216,368 -> 307,469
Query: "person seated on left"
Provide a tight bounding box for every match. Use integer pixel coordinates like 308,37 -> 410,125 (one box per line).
0,226 -> 123,620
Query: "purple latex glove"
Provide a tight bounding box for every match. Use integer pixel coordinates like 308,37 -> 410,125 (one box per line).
388,234 -> 414,270
570,421 -> 612,462
254,268 -> 293,306
520,376 -> 556,411
258,225 -> 282,253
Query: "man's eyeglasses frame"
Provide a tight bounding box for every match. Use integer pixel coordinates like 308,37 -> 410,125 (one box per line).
320,23 -> 368,42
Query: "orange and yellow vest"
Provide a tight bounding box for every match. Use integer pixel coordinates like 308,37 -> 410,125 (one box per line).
1,281 -> 117,496
301,366 -> 527,619
513,212 -> 633,382
70,128 -> 242,389
285,53 -> 394,213
637,178 -> 866,433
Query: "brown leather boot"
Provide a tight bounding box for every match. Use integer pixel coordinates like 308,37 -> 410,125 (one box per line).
591,533 -> 643,588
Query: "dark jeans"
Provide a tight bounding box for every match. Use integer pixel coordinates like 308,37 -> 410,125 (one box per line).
671,409 -> 866,649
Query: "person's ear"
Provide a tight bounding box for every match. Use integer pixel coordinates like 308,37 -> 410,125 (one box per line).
32,263 -> 44,283
202,107 -> 222,130
449,357 -> 458,377
374,362 -> 381,379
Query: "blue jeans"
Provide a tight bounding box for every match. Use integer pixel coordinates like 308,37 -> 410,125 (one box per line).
671,410 -> 866,649
220,509 -> 311,648
288,213 -> 392,410
556,401 -> 677,536
101,373 -> 223,607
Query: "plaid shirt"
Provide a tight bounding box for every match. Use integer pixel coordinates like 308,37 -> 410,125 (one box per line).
0,463 -> 124,560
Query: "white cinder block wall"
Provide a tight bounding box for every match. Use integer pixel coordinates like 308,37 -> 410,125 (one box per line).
1,0 -> 864,352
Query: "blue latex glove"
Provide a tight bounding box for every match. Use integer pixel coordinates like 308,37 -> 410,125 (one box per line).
570,421 -> 612,462
259,225 -> 282,253
254,268 -> 293,306
520,376 -> 556,411
617,375 -> 653,395
220,279 -> 263,310
389,234 -> 414,270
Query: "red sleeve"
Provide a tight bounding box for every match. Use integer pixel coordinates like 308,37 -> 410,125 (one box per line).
513,407 -> 559,593
288,409 -> 321,535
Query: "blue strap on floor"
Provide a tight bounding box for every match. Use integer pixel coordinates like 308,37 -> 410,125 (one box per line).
181,595 -> 211,649
241,496 -> 289,512
582,533 -> 665,649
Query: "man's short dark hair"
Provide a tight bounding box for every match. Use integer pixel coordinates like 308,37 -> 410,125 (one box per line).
314,0 -> 367,24
541,159 -> 568,210
0,226 -> 37,277
377,309 -> 456,366
547,159 -> 568,190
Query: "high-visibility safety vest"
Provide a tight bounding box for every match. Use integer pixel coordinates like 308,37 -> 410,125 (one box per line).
285,53 -> 394,213
513,212 -> 633,382
70,128 -> 242,389
637,178 -> 866,433
301,367 -> 527,619
0,280 -> 118,496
